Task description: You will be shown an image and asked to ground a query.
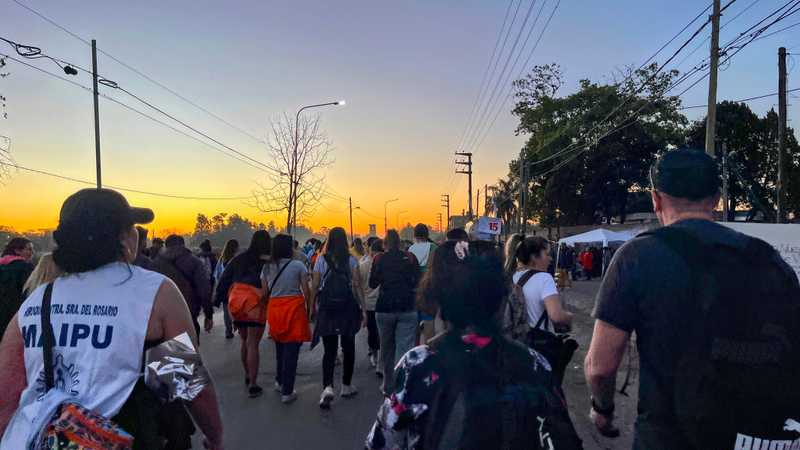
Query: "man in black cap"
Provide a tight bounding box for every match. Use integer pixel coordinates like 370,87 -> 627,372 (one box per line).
583,149 -> 800,449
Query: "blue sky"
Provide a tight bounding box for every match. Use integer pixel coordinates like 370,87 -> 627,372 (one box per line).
1,0 -> 798,232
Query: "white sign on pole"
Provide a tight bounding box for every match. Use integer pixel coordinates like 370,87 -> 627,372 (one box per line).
719,222 -> 800,280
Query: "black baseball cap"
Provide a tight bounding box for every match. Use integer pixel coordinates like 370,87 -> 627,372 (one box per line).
650,149 -> 720,200
59,188 -> 154,228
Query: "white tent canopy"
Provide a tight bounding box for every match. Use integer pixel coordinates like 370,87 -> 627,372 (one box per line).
558,228 -> 634,247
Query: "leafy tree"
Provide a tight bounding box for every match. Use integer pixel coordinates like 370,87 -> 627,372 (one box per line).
686,102 -> 800,221
509,63 -> 686,225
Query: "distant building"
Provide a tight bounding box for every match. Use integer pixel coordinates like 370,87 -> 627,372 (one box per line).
368,224 -> 377,237
612,212 -> 659,224
449,215 -> 470,230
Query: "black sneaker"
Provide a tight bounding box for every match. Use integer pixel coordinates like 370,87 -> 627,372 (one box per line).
249,385 -> 264,398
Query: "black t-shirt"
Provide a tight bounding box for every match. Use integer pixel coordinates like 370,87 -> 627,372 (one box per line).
593,219 -> 758,449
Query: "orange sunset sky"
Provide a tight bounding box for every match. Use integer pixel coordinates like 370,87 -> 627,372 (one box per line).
2,1 -> 785,236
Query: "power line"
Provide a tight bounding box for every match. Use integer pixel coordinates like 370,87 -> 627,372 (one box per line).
680,87 -> 800,109
530,0 -> 800,178
470,0 -> 560,154
0,52 -> 272,174
462,0 -> 541,154
463,0 -> 550,154
677,0 -> 763,69
455,0 -> 516,152
0,36 -> 276,173
10,0 -> 266,145
754,20 -> 800,40
0,38 -> 277,173
7,164 -> 251,200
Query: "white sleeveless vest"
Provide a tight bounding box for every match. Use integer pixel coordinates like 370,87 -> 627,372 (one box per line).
1,262 -> 164,448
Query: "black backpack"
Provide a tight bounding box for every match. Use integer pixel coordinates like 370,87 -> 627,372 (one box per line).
318,255 -> 357,312
645,227 -> 800,449
421,333 -> 582,450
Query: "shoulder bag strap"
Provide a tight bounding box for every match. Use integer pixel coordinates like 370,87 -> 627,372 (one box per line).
267,260 -> 292,299
41,282 -> 55,391
517,270 -> 550,330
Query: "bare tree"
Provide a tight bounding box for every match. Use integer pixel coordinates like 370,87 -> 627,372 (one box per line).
249,113 -> 334,232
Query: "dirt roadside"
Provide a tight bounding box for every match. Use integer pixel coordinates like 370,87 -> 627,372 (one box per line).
560,280 -> 638,450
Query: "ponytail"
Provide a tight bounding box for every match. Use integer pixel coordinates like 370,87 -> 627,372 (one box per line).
503,234 -> 524,278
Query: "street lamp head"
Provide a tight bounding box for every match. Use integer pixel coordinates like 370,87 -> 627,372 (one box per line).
337,100 -> 346,106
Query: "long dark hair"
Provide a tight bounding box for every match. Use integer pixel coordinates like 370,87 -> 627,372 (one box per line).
2,237 -> 31,257
384,229 -> 401,251
323,227 -> 350,270
417,240 -> 507,332
220,239 -> 239,264
246,230 -> 271,258
53,216 -> 132,275
271,234 -> 293,261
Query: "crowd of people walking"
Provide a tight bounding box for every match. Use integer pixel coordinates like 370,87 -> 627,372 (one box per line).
0,149 -> 799,449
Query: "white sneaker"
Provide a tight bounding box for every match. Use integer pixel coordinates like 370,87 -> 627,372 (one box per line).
341,384 -> 358,398
274,381 -> 283,393
281,392 -> 298,404
369,353 -> 378,368
319,386 -> 335,409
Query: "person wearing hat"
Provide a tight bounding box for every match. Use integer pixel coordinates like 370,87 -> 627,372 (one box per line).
583,150 -> 800,448
0,188 -> 224,449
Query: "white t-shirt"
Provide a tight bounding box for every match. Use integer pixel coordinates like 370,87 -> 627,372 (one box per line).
512,270 -> 559,333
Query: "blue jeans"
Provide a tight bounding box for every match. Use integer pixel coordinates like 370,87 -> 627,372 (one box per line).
376,311 -> 418,393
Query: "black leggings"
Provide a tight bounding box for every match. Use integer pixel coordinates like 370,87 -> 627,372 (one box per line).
322,334 -> 355,388
366,311 -> 380,352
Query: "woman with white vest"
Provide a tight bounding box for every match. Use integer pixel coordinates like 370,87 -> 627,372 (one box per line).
0,188 -> 224,450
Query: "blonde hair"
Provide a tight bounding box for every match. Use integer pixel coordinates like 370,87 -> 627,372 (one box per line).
23,253 -> 62,296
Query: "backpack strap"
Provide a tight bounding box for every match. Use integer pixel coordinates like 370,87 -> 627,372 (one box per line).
266,260 -> 292,299
516,270 -> 549,330
41,282 -> 55,391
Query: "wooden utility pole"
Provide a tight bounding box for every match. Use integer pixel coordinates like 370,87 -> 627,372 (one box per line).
518,154 -> 528,234
455,152 -> 474,218
484,183 -> 489,215
476,189 -> 481,218
778,46 -> 787,223
441,194 -> 450,231
91,40 -> 102,188
722,143 -> 729,221
349,197 -> 355,243
705,0 -> 721,157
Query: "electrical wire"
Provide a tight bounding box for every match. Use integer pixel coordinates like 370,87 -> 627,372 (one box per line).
754,20 -> 800,40
7,164 -> 251,200
0,36 -> 276,174
455,0 -> 517,152
463,0 -> 550,154
470,0 -> 560,154
461,0 -> 541,154
677,0 -> 763,69
679,87 -> 800,109
0,52 -> 272,174
11,0 -> 266,145
529,0 -> 800,179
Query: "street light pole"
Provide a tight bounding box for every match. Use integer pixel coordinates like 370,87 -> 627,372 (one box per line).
290,100 -> 345,236
384,198 -> 399,235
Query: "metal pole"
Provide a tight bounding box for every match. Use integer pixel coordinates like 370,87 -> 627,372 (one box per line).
705,0 -> 721,157
349,197 -> 354,243
778,46 -> 787,223
91,40 -> 101,188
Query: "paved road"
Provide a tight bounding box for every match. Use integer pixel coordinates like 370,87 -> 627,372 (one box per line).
193,280 -> 637,449
195,319 -> 384,449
